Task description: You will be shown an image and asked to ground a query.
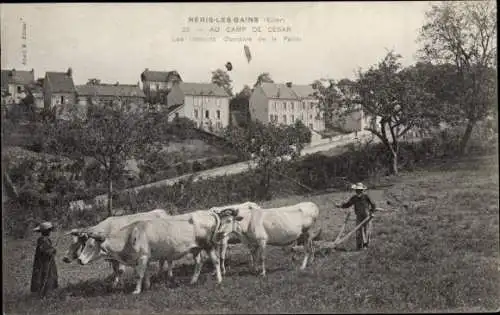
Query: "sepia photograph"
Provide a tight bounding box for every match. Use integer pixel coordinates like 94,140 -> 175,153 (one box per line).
1,1 -> 498,314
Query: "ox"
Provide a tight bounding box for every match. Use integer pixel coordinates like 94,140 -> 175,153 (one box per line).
219,201 -> 321,276
209,201 -> 262,275
75,208 -> 243,294
63,209 -> 172,288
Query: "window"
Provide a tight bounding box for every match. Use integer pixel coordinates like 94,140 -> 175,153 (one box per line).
309,123 -> 313,129
283,115 -> 287,124
194,109 -> 198,118
302,102 -> 306,110
300,113 -> 304,121
310,114 -> 313,120
61,96 -> 65,104
291,102 -> 294,111
283,103 -> 286,110
205,110 -> 209,119
17,86 -> 22,93
216,110 -> 221,119
310,102 -> 314,109
175,112 -> 179,118
156,83 -> 160,90
291,115 -> 295,123
274,102 -> 277,111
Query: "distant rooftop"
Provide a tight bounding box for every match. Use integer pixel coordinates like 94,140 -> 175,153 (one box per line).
1,69 -> 35,87
76,83 -> 145,98
45,71 -> 76,93
141,69 -> 182,83
177,82 -> 229,97
259,82 -> 317,100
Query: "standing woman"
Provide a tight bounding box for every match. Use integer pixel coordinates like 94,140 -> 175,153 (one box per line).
31,221 -> 59,297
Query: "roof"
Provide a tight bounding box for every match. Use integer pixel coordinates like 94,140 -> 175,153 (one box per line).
1,69 -> 35,87
260,83 -> 297,100
46,72 -> 76,93
260,82 -> 318,100
177,82 -> 229,97
166,103 -> 184,115
76,84 -> 146,98
141,70 -> 182,82
291,84 -> 317,99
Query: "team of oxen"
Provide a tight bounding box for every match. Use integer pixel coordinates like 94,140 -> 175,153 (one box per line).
63,201 -> 322,294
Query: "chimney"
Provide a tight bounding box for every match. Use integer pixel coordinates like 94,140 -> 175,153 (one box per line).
115,81 -> 120,86
31,68 -> 34,73
67,67 -> 73,77
286,82 -> 292,88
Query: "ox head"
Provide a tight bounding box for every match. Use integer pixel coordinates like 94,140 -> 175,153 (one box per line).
214,208 -> 244,242
75,231 -> 108,265
62,229 -> 90,263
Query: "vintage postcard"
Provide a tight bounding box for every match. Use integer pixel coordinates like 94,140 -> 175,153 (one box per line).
2,2 -> 498,314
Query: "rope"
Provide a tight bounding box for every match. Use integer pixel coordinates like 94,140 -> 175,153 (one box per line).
208,210 -> 221,245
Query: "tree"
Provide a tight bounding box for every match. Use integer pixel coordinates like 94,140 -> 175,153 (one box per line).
47,100 -> 170,216
229,85 -> 253,126
211,69 -> 233,96
342,51 -> 436,175
312,79 -> 344,129
254,73 -> 274,88
224,121 -> 306,199
418,0 -> 497,154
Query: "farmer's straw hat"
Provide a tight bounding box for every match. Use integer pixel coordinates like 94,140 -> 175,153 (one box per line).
351,182 -> 367,190
33,221 -> 54,232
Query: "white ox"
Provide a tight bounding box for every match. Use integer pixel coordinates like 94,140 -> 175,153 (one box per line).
209,201 -> 262,275
220,201 -> 321,276
75,208 -> 243,294
63,209 -> 171,288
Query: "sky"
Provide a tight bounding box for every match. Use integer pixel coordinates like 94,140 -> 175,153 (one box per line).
1,2 -> 431,92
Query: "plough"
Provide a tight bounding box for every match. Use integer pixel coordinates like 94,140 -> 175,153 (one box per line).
313,207 -> 389,257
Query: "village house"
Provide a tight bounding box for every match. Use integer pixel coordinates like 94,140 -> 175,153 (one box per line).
249,82 -> 326,132
166,82 -> 231,133
76,80 -> 146,107
1,68 -> 35,105
43,68 -> 76,109
140,69 -> 182,104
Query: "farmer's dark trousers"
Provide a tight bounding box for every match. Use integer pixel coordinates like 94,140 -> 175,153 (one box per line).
356,216 -> 372,250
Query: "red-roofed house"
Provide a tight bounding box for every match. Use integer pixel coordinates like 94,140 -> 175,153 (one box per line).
43,68 -> 76,109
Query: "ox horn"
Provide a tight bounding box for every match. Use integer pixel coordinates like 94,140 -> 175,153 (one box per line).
88,232 -> 106,242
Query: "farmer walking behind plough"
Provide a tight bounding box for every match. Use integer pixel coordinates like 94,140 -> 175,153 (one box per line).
336,182 -> 376,250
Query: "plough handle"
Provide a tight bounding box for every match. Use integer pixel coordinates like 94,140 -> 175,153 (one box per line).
333,214 -> 373,246
333,211 -> 351,244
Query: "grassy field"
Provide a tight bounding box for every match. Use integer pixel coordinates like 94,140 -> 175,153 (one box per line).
3,154 -> 499,314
